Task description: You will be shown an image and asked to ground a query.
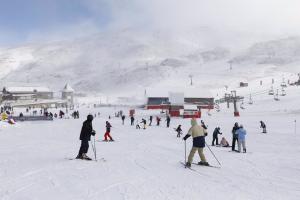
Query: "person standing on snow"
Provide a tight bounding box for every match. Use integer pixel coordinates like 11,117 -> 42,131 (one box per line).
175,125 -> 182,138
231,122 -> 240,152
76,114 -> 96,160
260,121 -> 267,133
236,125 -> 247,153
183,118 -> 209,167
166,115 -> 171,128
149,116 -> 153,126
130,116 -> 135,126
156,116 -> 161,126
141,118 -> 147,129
104,121 -> 114,141
212,127 -> 222,146
121,115 -> 125,125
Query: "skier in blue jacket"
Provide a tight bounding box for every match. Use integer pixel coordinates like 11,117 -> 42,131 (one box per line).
236,125 -> 247,153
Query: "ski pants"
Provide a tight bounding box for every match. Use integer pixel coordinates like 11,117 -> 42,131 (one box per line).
78,140 -> 89,156
238,140 -> 246,152
167,122 -> 170,128
104,131 -> 113,140
262,127 -> 267,133
188,147 -> 207,164
149,120 -> 152,126
177,131 -> 181,137
131,120 -> 134,126
212,136 -> 219,145
232,137 -> 238,151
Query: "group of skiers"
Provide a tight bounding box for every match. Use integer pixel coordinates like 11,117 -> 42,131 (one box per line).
76,114 -> 114,160
75,112 -> 267,164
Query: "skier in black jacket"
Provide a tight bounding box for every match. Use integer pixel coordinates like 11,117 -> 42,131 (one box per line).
231,122 -> 239,151
212,127 -> 222,146
130,116 -> 135,126
76,114 -> 96,160
166,115 -> 171,128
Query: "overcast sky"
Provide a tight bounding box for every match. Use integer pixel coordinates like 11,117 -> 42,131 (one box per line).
0,0 -> 299,46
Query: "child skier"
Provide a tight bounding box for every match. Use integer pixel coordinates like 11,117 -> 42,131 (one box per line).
183,118 -> 209,167
149,116 -> 153,126
130,116 -> 135,126
156,116 -> 161,126
104,121 -> 114,141
236,125 -> 247,153
76,114 -> 96,160
212,127 -> 222,146
175,125 -> 182,137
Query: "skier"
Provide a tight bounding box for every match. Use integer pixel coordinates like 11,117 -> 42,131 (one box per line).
183,118 -> 209,167
175,125 -> 182,137
236,125 -> 247,153
260,121 -> 267,133
149,116 -> 153,126
156,116 -> 161,126
76,114 -> 96,160
166,115 -> 171,128
141,118 -> 147,129
220,137 -> 230,147
212,127 -> 222,146
231,122 -> 240,152
104,121 -> 114,141
121,115 -> 125,125
130,116 -> 135,126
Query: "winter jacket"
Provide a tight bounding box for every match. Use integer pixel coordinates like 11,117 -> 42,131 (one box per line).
183,119 -> 207,148
232,124 -> 240,139
236,128 -> 246,141
260,121 -> 266,128
106,122 -> 112,132
80,120 -> 94,141
213,128 -> 222,137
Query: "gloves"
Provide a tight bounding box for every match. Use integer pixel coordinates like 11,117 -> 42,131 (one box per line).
183,135 -> 190,141
204,133 -> 208,137
91,130 -> 96,136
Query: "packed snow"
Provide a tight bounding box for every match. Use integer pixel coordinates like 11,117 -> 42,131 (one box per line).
1,92 -> 300,200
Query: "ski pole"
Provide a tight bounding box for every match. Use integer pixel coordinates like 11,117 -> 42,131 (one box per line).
184,140 -> 187,165
93,136 -> 97,161
205,142 -> 221,166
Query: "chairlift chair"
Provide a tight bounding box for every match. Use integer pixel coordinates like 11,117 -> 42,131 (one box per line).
281,89 -> 286,96
240,101 -> 245,109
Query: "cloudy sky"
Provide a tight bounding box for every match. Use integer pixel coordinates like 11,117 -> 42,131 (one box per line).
0,0 -> 299,46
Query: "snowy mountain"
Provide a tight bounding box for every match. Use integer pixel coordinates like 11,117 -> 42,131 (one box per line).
0,30 -> 299,98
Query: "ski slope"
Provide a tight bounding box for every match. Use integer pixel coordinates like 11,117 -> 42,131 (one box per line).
1,103 -> 300,200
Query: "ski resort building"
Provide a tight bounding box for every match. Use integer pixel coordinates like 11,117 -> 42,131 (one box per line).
61,84 -> 74,105
145,87 -> 214,117
2,86 -> 53,101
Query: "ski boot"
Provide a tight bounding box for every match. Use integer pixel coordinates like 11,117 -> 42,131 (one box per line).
75,154 -> 83,159
185,162 -> 191,168
198,161 -> 209,166
243,149 -> 246,153
82,153 -> 92,160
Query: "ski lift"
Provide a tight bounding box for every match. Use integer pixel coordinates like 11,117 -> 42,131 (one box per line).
274,89 -> 280,101
248,94 -> 253,105
281,78 -> 287,88
281,88 -> 286,96
268,86 -> 274,95
240,101 -> 245,109
215,103 -> 220,112
280,82 -> 287,88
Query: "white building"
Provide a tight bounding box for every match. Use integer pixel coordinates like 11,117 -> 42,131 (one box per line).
61,84 -> 74,105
